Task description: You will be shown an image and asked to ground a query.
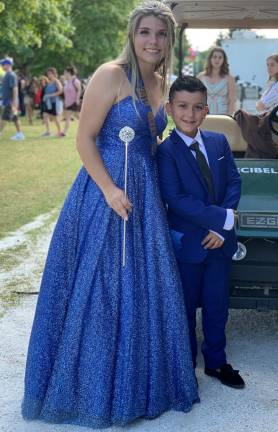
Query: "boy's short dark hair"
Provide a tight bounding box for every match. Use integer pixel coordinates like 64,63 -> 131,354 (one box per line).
169,75 -> 207,103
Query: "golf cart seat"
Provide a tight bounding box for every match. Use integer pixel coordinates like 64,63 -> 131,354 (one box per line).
203,114 -> 248,156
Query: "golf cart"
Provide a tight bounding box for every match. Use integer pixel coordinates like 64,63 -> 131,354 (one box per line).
168,0 -> 278,309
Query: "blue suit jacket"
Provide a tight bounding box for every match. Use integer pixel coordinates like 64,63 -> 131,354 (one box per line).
157,129 -> 241,263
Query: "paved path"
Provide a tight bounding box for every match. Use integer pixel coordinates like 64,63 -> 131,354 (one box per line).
1,215 -> 278,432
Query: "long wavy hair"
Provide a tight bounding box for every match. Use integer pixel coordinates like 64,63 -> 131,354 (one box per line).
266,54 -> 278,81
46,67 -> 58,78
116,1 -> 176,103
205,46 -> 230,77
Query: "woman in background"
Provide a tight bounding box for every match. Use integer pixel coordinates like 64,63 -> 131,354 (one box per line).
234,53 -> 278,159
41,67 -> 63,137
24,77 -> 38,125
198,46 -> 236,115
62,66 -> 81,136
256,53 -> 278,115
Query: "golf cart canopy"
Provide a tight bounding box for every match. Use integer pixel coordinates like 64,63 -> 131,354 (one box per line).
168,0 -> 278,28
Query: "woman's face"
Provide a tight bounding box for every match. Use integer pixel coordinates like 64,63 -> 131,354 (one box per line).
64,71 -> 71,81
267,58 -> 278,79
47,71 -> 54,80
210,51 -> 224,69
133,15 -> 167,67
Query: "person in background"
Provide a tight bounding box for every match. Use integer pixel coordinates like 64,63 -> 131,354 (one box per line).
38,75 -> 48,120
18,72 -> 26,117
198,46 -> 236,115
34,77 -> 43,113
24,77 -> 38,125
234,53 -> 278,159
62,66 -> 81,136
0,66 -> 4,112
41,67 -> 63,137
0,57 -> 25,141
256,54 -> 278,115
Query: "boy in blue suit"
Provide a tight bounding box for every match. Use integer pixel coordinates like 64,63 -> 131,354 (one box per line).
157,76 -> 244,389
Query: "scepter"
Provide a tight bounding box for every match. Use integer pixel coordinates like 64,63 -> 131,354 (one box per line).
119,126 -> 135,267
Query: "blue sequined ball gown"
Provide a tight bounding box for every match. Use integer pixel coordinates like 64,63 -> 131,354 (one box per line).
22,90 -> 199,428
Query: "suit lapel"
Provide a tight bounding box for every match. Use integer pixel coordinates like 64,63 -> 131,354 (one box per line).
170,130 -> 208,192
201,131 -> 220,201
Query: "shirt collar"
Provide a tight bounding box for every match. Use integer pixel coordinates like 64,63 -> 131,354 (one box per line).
175,128 -> 202,148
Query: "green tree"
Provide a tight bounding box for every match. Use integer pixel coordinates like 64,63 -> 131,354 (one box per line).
173,29 -> 191,76
0,0 -> 139,77
0,0 -> 73,73
67,0 -> 139,77
194,49 -> 209,75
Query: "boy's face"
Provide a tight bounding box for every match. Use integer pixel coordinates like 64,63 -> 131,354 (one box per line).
166,90 -> 208,138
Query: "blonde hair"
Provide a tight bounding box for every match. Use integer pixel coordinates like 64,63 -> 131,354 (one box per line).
39,75 -> 49,85
205,46 -> 230,77
116,1 -> 176,102
266,54 -> 278,81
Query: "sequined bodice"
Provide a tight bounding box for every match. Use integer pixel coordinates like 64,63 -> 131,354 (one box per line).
97,96 -> 167,156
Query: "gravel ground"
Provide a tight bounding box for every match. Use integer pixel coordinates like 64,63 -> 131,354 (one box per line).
1,214 -> 278,432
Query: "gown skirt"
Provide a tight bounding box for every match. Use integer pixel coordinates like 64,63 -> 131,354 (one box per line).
22,96 -> 199,428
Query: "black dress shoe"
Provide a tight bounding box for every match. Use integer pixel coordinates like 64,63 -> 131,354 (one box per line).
205,363 -> 245,389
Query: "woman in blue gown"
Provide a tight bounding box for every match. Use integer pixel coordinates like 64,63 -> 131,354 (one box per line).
22,1 -> 199,428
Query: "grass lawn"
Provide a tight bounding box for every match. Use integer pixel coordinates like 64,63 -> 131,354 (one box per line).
0,115 -> 81,239
0,114 -> 175,239
166,117 -> 175,134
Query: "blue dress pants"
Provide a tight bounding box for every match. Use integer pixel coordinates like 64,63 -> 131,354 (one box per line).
178,255 -> 231,369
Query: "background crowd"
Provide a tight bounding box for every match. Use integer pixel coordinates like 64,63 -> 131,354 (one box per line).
0,48 -> 277,154
0,59 -> 88,141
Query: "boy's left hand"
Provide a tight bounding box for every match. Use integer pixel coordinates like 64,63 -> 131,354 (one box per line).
202,232 -> 224,249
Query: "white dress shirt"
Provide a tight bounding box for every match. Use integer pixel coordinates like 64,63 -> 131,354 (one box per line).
175,128 -> 235,240
259,81 -> 278,114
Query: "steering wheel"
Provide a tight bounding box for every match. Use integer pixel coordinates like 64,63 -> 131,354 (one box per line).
269,105 -> 278,135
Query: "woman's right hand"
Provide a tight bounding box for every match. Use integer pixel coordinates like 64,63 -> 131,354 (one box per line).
103,184 -> 132,221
